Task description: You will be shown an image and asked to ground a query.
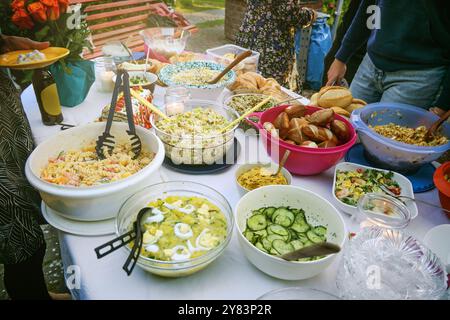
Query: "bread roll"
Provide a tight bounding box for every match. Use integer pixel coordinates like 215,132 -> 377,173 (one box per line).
306,109 -> 334,126
302,124 -> 336,143
318,87 -> 353,109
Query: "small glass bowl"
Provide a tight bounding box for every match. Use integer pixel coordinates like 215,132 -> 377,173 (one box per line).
116,181 -> 234,277
356,193 -> 411,229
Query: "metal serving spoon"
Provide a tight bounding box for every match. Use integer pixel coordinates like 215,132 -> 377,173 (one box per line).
280,242 -> 341,261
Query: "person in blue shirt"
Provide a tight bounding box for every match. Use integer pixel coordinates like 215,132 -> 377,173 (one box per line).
326,0 -> 450,114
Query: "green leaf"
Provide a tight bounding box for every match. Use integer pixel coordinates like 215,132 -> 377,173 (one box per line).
35,26 -> 50,41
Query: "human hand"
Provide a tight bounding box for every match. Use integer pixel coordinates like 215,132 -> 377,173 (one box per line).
1,35 -> 49,53
326,59 -> 347,86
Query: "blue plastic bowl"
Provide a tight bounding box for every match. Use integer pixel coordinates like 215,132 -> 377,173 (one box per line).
351,103 -> 450,173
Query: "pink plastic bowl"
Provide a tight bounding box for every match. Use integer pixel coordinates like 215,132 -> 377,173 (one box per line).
246,105 -> 357,176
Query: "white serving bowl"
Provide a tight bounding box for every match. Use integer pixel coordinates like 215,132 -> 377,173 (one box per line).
112,71 -> 158,92
332,162 -> 418,218
25,122 -> 165,222
235,185 -> 346,280
235,163 -> 292,196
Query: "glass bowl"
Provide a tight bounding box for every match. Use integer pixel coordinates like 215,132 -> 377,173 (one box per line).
336,227 -> 448,300
140,27 -> 190,63
356,193 -> 412,229
116,181 -> 234,277
258,287 -> 340,300
150,99 -> 239,165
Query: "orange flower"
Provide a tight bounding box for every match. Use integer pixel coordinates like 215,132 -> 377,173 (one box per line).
11,0 -> 25,11
39,0 -> 54,6
45,0 -> 60,21
12,8 -> 34,29
28,2 -> 47,23
58,0 -> 69,14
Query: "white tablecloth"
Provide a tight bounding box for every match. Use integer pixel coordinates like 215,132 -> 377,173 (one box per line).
21,84 -> 449,300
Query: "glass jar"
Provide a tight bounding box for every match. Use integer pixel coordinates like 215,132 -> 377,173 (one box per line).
164,86 -> 190,116
336,193 -> 447,300
94,57 -> 115,93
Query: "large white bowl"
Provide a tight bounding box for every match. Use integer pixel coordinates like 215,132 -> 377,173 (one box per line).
332,162 -> 418,218
25,122 -> 165,222
235,185 -> 347,280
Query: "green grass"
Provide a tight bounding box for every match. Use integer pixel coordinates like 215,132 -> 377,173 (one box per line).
175,0 -> 225,13
196,19 -> 224,29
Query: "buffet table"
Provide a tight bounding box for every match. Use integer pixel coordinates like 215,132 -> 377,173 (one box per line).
21,84 -> 449,300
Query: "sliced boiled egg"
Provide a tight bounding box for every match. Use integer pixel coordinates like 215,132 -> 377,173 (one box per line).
174,223 -> 193,240
145,213 -> 164,224
171,245 -> 191,261
178,204 -> 195,214
142,229 -> 163,245
145,244 -> 159,253
195,229 -> 217,251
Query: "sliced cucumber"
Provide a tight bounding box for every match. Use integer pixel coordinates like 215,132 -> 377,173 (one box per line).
307,230 -> 323,244
267,224 -> 288,236
289,229 -> 298,240
271,207 -> 290,221
291,219 -> 310,233
297,233 -> 309,243
314,225 -> 327,237
290,239 -> 304,251
267,234 -> 285,243
255,242 -> 267,253
261,237 -> 272,251
264,207 -> 276,219
247,214 -> 267,231
273,210 -> 294,227
244,230 -> 255,243
303,240 -> 313,247
272,240 -> 294,255
254,229 -> 268,238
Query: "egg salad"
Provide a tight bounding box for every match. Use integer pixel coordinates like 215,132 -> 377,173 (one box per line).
335,168 -> 401,206
136,196 -> 227,261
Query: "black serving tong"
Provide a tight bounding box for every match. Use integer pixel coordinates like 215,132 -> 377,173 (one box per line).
95,69 -> 142,160
94,207 -> 153,276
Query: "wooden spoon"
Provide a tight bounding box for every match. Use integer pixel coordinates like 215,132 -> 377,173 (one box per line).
280,242 -> 341,261
426,109 -> 450,142
207,50 -> 252,84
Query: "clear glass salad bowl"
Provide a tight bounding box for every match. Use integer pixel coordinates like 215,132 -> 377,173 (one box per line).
150,99 -> 239,165
336,194 -> 447,299
116,181 -> 234,277
258,287 -> 340,300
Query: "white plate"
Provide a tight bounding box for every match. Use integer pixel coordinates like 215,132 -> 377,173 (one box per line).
41,202 -> 116,236
332,162 -> 418,218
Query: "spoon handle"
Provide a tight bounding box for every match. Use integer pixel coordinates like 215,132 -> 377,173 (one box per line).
427,109 -> 450,138
94,229 -> 136,259
208,50 -> 252,84
281,242 -> 341,261
397,195 -> 450,213
276,149 -> 291,175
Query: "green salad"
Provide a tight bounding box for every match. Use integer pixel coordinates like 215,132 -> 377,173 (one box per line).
335,168 -> 401,206
243,206 -> 327,261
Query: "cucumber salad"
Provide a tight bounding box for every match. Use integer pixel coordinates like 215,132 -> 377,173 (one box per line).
243,206 -> 327,261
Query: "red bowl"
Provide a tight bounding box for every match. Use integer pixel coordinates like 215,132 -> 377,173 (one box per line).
245,105 -> 357,176
433,161 -> 450,218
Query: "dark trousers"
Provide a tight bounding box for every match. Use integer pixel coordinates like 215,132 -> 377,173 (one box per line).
3,243 -> 51,300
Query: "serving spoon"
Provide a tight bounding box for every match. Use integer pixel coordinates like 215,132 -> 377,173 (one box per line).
280,242 -> 341,261
260,149 -> 291,177
425,109 -> 450,142
207,50 -> 252,85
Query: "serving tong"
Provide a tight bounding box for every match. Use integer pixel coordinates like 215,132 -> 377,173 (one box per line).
95,69 -> 142,160
94,207 -> 153,276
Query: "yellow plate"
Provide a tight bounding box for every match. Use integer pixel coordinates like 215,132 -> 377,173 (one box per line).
0,47 -> 70,70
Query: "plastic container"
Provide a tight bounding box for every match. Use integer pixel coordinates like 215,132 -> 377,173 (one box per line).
206,44 -> 260,73
245,105 -> 357,176
433,161 -> 450,218
116,181 -> 233,277
351,102 -> 450,173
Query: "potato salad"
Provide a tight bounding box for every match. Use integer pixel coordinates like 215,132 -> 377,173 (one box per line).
137,196 -> 228,261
